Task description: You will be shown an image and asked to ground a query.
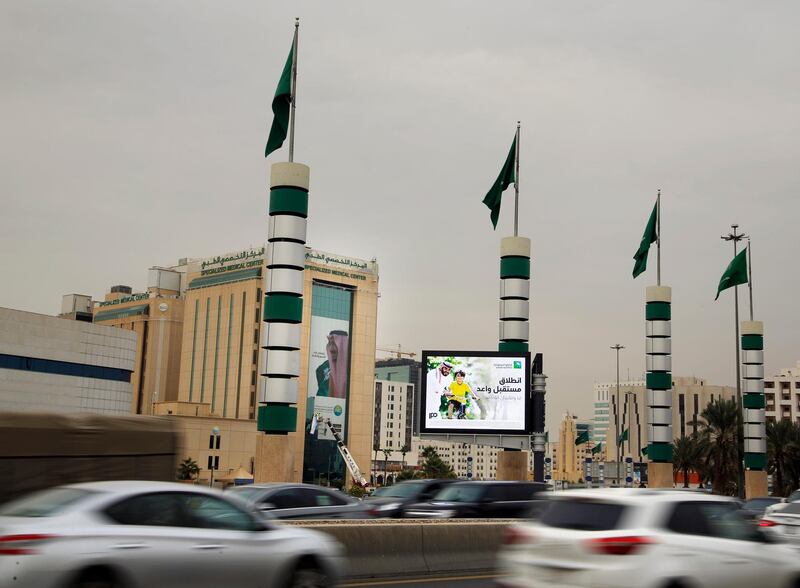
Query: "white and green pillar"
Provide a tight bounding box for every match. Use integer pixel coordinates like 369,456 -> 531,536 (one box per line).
258,162 -> 309,434
499,236 -> 530,353
741,320 -> 766,471
646,286 -> 673,466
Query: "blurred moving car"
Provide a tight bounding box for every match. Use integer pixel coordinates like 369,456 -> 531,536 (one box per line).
765,488 -> 800,517
760,502 -> 800,546
403,481 -> 548,519
738,497 -> 782,521
497,489 -> 800,588
0,481 -> 344,588
365,479 -> 457,518
227,483 -> 369,519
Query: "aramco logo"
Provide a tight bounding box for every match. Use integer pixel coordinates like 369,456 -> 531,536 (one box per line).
513,361 -> 522,369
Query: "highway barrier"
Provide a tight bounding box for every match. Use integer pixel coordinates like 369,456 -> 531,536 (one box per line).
286,519 -> 510,579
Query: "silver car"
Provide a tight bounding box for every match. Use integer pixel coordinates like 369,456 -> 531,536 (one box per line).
0,481 -> 345,588
228,483 -> 369,520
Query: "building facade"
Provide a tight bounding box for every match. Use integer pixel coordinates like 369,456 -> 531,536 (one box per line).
606,376 -> 736,462
764,361 -> 800,424
593,379 -> 645,446
372,379 -> 414,474
0,307 -> 136,415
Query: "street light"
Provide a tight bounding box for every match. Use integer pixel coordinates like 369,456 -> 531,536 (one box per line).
610,344 -> 625,485
209,426 -> 220,488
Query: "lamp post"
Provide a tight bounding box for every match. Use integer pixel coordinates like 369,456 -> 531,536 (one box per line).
209,426 -> 220,488
721,225 -> 747,499
611,344 -> 625,485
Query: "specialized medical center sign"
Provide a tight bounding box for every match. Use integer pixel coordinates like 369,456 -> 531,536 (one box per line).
420,351 -> 531,435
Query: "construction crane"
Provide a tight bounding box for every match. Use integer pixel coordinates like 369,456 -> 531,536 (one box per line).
315,415 -> 370,488
376,344 -> 416,359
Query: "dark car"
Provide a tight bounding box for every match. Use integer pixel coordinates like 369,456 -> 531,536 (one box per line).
365,479 -> 458,518
402,481 -> 548,519
739,497 -> 783,521
227,483 -> 369,520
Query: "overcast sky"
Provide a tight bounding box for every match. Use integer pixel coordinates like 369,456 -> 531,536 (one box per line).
2,1 -> 798,430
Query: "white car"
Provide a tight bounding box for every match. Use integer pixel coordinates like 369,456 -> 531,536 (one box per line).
497,489 -> 800,588
0,481 -> 345,588
760,502 -> 800,547
765,489 -> 800,517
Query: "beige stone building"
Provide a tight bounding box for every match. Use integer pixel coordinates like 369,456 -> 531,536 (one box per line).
607,376 -> 736,462
86,246 -> 378,487
551,413 -> 594,483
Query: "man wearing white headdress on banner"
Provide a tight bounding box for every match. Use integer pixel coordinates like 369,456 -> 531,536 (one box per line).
426,360 -> 453,421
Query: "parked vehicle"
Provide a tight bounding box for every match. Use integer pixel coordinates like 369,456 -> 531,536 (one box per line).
365,479 -> 457,518
760,501 -> 800,546
0,481 -> 344,588
403,481 -> 548,519
496,489 -> 800,588
227,483 -> 369,520
739,497 -> 782,521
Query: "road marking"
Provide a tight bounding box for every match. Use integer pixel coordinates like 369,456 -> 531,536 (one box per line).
340,573 -> 500,587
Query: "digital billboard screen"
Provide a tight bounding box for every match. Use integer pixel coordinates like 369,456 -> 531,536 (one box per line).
420,351 -> 530,435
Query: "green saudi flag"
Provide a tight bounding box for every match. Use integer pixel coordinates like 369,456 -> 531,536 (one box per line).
575,430 -> 590,446
482,135 -> 517,229
715,248 -> 748,300
265,42 -> 294,158
618,428 -> 629,445
632,201 -> 658,278
592,443 -> 602,455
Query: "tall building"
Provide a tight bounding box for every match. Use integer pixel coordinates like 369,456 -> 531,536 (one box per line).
764,361 -> 800,424
593,379 -> 645,446
606,376 -> 736,462
552,413 -> 594,483
0,307 -> 136,415
372,379 -> 414,479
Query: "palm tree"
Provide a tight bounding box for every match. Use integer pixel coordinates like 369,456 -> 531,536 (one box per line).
381,448 -> 392,485
694,398 -> 739,496
672,435 -> 703,488
400,444 -> 411,469
767,420 -> 800,496
372,441 -> 380,484
177,457 -> 200,481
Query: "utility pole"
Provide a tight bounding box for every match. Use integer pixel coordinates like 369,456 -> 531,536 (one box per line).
721,224 -> 747,499
611,344 -> 625,485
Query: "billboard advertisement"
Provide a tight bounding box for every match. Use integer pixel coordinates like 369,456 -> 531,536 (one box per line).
420,351 -> 530,435
303,282 -> 354,486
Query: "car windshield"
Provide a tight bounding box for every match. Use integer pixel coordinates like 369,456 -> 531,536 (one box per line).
433,484 -> 484,503
540,500 -> 626,531
0,488 -> 98,517
372,483 -> 424,498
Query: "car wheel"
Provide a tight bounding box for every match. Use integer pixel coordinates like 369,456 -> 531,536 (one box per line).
70,567 -> 123,588
287,565 -> 330,588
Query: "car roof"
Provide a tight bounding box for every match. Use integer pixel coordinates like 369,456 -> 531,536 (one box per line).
63,481 -> 221,495
235,483 -> 341,491
546,488 -> 736,504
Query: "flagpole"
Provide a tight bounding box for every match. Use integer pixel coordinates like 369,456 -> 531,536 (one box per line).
514,121 -> 520,237
288,18 -> 299,163
656,189 -> 661,287
722,224 -> 747,499
746,238 -> 754,321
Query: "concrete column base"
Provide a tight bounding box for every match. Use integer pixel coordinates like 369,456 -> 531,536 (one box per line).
496,451 -> 529,481
745,470 -> 769,499
648,462 -> 674,488
254,433 -> 299,483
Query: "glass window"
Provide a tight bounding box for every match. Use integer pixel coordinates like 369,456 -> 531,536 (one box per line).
180,494 -> 261,531
434,484 -> 485,503
313,489 -> 347,507
105,493 -> 187,527
699,502 -> 759,541
268,488 -> 313,509
0,488 -> 98,518
540,500 -> 626,530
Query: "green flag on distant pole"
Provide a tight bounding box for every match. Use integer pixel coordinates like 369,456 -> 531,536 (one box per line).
482,132 -> 517,230
592,443 -> 602,455
618,429 -> 629,445
632,199 -> 659,279
715,248 -> 749,300
575,431 -> 590,446
265,21 -> 298,159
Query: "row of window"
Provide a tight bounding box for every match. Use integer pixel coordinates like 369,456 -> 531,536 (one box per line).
0,353 -> 132,383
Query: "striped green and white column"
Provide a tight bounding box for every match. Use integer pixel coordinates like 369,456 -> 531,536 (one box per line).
646,286 -> 673,464
499,236 -> 530,353
741,321 -> 766,470
258,162 -> 309,434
